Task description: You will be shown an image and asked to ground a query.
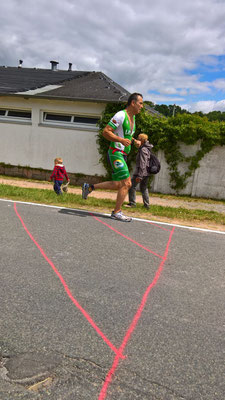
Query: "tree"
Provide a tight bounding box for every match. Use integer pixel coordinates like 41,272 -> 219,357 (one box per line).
154,104 -> 189,117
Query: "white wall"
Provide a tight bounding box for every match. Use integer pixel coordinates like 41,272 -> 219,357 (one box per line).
0,96 -> 106,176
152,143 -> 225,199
191,146 -> 225,199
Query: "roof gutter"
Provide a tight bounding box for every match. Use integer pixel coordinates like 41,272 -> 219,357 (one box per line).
0,92 -> 125,104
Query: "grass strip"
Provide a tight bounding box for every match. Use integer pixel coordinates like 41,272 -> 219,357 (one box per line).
0,184 -> 224,225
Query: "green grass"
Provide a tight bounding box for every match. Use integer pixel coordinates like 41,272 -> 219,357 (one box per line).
127,203 -> 225,224
0,183 -> 225,226
1,174 -> 225,204
150,191 -> 225,205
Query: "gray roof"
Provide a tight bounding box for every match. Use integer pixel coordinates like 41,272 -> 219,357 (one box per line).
0,66 -> 130,103
144,103 -> 163,118
0,65 -> 160,116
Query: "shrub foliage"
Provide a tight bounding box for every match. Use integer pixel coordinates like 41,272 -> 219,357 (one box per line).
97,104 -> 225,192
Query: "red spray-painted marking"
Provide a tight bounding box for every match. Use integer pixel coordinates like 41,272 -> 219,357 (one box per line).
97,223 -> 175,400
13,202 -> 122,357
14,202 -> 175,399
145,220 -> 172,232
91,215 -> 163,259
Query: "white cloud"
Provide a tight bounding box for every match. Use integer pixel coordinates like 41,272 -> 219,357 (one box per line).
180,100 -> 225,113
211,79 -> 225,91
1,0 -> 225,110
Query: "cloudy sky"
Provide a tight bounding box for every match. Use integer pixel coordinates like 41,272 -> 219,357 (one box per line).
1,0 -> 225,112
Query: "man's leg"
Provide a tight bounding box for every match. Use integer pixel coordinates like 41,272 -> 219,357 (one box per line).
83,151 -> 129,199
82,176 -> 132,221
140,176 -> 150,208
82,180 -> 120,199
82,151 -> 132,220
114,177 -> 131,214
95,179 -> 133,212
93,180 -> 119,190
86,178 -> 131,212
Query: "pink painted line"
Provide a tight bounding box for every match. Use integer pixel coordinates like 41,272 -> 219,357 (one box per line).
145,220 -> 171,231
98,226 -> 175,400
91,214 -> 164,259
14,201 -> 175,399
13,202 -> 121,357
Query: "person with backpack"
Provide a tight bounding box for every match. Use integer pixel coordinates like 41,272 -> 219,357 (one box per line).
126,133 -> 160,209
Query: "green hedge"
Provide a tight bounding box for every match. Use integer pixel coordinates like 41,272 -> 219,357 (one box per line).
97,104 -> 225,192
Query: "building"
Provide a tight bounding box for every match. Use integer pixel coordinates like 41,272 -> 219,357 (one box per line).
0,61 -> 133,179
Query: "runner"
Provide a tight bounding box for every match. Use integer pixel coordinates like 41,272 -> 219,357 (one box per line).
82,93 -> 143,222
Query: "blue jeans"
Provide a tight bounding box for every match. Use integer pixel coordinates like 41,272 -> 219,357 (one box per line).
54,180 -> 63,195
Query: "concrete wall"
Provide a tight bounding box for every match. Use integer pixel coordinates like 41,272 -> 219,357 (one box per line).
151,143 -> 225,199
0,96 -> 106,176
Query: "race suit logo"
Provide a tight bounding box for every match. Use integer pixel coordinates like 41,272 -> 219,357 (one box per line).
113,159 -> 124,169
111,118 -> 119,127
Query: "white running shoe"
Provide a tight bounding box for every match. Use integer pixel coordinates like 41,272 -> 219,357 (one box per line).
111,211 -> 132,222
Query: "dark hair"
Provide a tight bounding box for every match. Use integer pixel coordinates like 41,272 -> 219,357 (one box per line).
127,92 -> 143,106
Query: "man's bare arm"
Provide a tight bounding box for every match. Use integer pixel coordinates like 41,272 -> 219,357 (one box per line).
103,125 -> 131,147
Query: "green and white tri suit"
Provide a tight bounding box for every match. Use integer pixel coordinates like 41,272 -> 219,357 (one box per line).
108,110 -> 136,181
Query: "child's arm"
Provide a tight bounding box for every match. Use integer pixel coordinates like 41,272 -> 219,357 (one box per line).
64,168 -> 70,182
49,166 -> 57,181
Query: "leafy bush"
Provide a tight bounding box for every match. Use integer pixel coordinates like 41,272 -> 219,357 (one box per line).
97,104 -> 225,192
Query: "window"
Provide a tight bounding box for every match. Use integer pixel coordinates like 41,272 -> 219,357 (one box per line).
8,110 -> 31,119
44,113 -> 71,122
73,116 -> 99,124
0,108 -> 31,121
42,112 -> 100,130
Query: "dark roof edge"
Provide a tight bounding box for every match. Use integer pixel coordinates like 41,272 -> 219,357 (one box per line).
0,92 -> 125,104
99,72 -> 130,100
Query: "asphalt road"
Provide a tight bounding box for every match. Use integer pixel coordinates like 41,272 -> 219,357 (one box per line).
0,199 -> 224,400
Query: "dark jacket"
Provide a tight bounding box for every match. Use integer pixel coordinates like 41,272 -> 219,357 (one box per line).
133,141 -> 153,179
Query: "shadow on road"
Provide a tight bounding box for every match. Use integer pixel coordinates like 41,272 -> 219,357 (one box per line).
58,208 -> 111,220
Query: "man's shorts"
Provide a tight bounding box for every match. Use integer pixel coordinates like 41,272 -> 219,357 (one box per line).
107,148 -> 130,181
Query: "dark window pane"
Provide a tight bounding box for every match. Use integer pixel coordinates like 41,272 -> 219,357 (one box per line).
45,113 -> 71,122
0,110 -> 6,116
8,110 -> 31,118
73,116 -> 99,124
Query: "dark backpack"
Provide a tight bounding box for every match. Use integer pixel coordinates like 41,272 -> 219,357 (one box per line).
148,152 -> 161,174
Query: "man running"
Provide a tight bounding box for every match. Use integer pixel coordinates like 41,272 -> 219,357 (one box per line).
82,92 -> 144,222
